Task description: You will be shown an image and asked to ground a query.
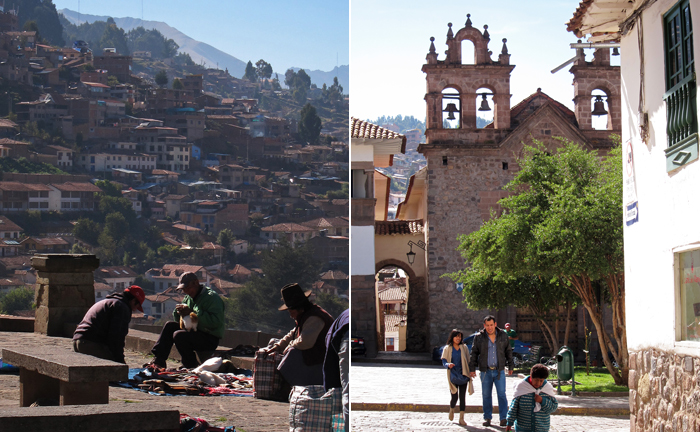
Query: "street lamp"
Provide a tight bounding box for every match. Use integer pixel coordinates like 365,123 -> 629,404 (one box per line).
406,240 -> 426,266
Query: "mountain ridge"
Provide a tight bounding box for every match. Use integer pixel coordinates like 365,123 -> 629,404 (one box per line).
58,8 -> 348,91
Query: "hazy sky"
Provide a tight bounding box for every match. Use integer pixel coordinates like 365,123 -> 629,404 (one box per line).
351,0 -> 618,122
52,0 -> 349,73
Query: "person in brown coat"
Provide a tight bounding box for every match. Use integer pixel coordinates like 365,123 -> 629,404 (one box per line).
265,283 -> 334,386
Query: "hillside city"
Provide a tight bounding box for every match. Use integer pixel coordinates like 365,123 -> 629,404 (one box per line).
0,4 -> 349,333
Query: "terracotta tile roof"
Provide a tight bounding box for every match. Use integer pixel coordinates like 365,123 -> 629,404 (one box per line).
508,89 -> 577,126
0,216 -> 23,232
51,182 -> 102,192
0,138 -> 27,145
146,286 -> 185,303
172,224 -> 202,232
567,0 -> 595,36
152,169 -> 179,176
384,314 -> 407,332
261,223 -> 316,232
375,220 -> 424,235
0,256 -> 32,270
301,217 -> 349,229
228,264 -> 252,276
165,195 -> 187,200
29,237 -> 69,245
96,266 -> 138,278
351,117 -> 406,141
320,270 -> 348,281
94,282 -> 113,292
0,182 -> 51,192
0,119 -> 19,129
202,242 -> 225,250
378,286 -> 407,303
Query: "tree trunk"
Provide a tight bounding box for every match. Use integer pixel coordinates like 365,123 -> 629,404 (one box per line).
563,300 -> 572,348
566,274 -> 627,386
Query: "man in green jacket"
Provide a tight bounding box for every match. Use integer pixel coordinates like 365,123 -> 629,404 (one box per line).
147,272 -> 225,369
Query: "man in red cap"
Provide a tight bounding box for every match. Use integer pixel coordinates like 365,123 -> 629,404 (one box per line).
73,285 -> 145,363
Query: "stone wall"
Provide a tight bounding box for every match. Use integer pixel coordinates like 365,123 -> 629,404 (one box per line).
629,349 -> 700,432
351,274 -> 378,357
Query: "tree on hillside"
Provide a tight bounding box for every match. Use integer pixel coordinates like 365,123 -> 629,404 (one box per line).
298,103 -> 322,145
0,287 -> 34,314
224,238 -> 321,332
155,70 -> 168,88
255,59 -> 273,80
73,218 -> 101,245
95,180 -> 122,197
99,18 -> 129,56
449,139 -> 626,385
284,68 -> 312,91
174,52 -> 195,66
244,61 -> 257,81
98,195 -> 136,225
172,78 -> 184,90
18,0 -> 64,46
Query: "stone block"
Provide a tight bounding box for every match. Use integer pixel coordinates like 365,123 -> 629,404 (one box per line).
19,368 -> 60,407
34,305 -> 92,336
35,273 -> 94,286
2,347 -> 127,383
60,381 -> 108,405
31,254 -> 100,273
0,404 -> 180,431
35,284 -> 95,308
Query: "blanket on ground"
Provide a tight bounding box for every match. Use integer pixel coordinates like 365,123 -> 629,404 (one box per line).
115,367 -> 254,397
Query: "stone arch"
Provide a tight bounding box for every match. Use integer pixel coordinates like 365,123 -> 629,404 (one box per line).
374,258 -> 428,352
441,86 -> 462,130
453,27 -> 490,65
376,258 -> 416,279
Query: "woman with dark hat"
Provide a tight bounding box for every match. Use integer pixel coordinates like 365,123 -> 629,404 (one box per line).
265,283 -> 334,386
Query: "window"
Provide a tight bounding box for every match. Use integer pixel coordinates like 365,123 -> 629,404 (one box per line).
679,249 -> 700,341
664,0 -> 698,170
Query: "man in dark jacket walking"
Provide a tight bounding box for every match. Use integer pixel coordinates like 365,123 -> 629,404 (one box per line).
73,285 -> 145,363
469,315 -> 514,427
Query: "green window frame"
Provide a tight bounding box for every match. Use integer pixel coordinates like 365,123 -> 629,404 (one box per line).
664,0 -> 698,171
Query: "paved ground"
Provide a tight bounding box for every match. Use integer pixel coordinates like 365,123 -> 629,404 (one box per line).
351,361 -> 631,431
351,411 -> 630,431
0,331 -> 289,432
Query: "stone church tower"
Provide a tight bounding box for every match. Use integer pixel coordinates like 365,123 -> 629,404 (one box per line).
415,14 -> 620,349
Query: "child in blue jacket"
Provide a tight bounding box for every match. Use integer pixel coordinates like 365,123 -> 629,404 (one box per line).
506,364 -> 558,432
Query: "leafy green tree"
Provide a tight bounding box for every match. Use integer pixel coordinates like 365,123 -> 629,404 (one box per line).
73,218 -> 101,245
224,238 -> 321,332
107,75 -> 120,87
172,78 -> 184,90
314,292 -> 347,321
244,61 -> 257,81
298,103 -> 322,144
155,70 -> 168,88
448,139 -> 626,385
255,59 -> 273,80
217,228 -> 235,249
0,287 -> 34,314
174,52 -> 195,66
20,210 -> 42,235
19,0 -> 64,46
94,180 -> 122,197
284,68 -> 311,91
99,18 -> 129,56
99,195 -> 136,222
184,232 -> 203,248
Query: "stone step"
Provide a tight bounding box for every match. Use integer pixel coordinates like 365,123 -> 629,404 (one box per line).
0,404 -> 180,431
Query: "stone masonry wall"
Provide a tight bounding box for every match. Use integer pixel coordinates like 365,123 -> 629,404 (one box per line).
351,275 -> 378,357
424,148 -> 517,346
629,349 -> 700,432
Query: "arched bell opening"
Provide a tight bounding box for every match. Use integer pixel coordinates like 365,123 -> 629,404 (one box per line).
442,87 -> 461,129
475,86 -> 495,129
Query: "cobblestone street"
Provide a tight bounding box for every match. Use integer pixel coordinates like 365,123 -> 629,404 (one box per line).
351,411 -> 630,431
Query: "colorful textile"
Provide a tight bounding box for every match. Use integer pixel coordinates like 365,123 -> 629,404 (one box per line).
179,413 -> 237,432
116,368 -> 254,397
253,349 -> 284,399
506,377 -> 558,432
289,385 -> 343,432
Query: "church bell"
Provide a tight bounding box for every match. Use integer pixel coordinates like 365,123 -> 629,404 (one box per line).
444,103 -> 459,120
478,94 -> 491,111
591,95 -> 608,116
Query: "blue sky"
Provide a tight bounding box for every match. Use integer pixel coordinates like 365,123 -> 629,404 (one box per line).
350,0 -> 617,122
52,0 -> 349,73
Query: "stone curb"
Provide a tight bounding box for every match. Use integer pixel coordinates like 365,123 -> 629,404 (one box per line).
350,403 -> 630,416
